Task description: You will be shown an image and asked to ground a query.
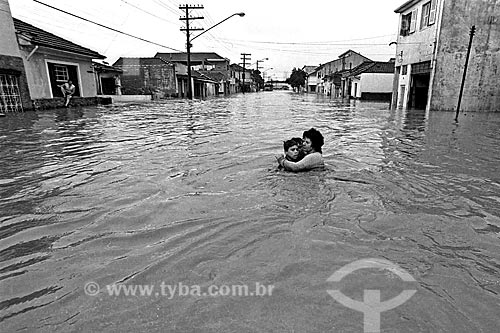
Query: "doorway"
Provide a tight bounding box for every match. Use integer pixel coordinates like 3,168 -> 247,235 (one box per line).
47,62 -> 80,97
408,74 -> 430,109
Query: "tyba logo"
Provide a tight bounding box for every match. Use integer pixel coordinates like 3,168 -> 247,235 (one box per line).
326,258 -> 417,333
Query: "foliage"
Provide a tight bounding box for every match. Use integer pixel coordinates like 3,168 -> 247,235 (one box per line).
286,68 -> 306,90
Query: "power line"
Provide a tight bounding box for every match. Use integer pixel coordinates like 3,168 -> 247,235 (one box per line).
32,0 -> 184,53
217,34 -> 396,45
120,0 -> 178,26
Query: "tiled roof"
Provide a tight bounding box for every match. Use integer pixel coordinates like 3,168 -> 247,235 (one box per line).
155,52 -> 228,64
112,57 -> 173,67
13,18 -> 105,59
338,49 -> 371,61
302,65 -> 318,74
349,61 -> 395,76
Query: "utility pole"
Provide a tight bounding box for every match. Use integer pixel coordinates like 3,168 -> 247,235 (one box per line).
179,4 -> 204,100
455,25 -> 475,121
240,53 -> 251,93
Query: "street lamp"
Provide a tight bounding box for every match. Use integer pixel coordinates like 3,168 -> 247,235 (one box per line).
254,58 -> 268,91
186,12 -> 245,100
263,68 -> 273,81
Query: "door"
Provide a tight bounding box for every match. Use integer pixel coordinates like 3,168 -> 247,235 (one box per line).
47,62 -> 80,97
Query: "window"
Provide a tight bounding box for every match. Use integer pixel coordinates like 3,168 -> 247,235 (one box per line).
428,0 -> 437,25
53,65 -> 69,82
410,8 -> 417,33
401,13 -> 412,36
402,65 -> 408,75
0,74 -> 23,112
421,2 -> 431,29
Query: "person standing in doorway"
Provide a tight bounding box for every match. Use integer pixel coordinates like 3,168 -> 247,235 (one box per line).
59,80 -> 75,107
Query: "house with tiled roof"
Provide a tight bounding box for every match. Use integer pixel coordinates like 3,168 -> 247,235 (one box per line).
13,18 -> 106,106
320,50 -> 372,98
156,52 -> 231,97
347,60 -> 395,101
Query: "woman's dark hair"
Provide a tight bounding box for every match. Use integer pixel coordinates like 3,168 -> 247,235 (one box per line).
303,128 -> 324,153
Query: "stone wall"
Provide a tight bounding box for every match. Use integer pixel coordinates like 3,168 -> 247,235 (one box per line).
32,96 -> 112,110
431,0 -> 500,111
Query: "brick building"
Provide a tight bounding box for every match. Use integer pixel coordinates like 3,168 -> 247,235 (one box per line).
113,58 -> 177,98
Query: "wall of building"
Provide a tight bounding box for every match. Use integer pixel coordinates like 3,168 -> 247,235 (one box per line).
0,0 -> 20,57
19,46 -> 97,99
116,58 -> 177,97
431,0 -> 500,111
360,73 -> 394,93
392,0 -> 441,109
395,1 -> 439,67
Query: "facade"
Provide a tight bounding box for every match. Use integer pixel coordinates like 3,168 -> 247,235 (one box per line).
13,18 -> 105,101
348,60 -> 395,101
306,65 -> 324,94
0,0 -> 31,112
392,0 -> 500,111
229,64 -> 255,93
302,65 -> 319,93
155,52 -> 230,97
321,50 -> 372,98
113,58 -> 177,98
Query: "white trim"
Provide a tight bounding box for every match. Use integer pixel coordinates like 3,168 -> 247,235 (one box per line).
44,59 -> 82,98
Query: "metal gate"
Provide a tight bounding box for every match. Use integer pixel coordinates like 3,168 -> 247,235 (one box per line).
0,74 -> 23,112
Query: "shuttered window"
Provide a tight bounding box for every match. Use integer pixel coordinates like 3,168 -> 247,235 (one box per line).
409,8 -> 418,33
421,2 -> 431,29
429,0 -> 437,25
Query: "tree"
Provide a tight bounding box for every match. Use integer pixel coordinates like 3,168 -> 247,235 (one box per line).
286,67 -> 307,91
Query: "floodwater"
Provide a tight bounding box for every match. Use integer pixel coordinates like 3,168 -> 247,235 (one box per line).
1,92 -> 499,332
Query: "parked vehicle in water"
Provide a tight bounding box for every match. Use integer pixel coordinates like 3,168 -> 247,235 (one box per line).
264,83 -> 273,91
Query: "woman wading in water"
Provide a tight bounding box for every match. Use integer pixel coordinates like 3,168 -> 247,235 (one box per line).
276,128 -> 325,172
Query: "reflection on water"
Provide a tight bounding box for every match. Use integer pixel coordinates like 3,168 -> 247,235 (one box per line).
1,94 -> 499,332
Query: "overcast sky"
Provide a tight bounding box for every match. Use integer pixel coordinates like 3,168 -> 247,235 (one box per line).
10,0 -> 405,80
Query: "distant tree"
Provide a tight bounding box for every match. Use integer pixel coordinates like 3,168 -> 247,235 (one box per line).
286,68 -> 306,91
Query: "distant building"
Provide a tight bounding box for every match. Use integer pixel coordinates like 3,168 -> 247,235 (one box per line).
321,50 -> 372,98
392,0 -> 500,111
302,65 -> 319,93
0,0 -> 31,112
113,58 -> 177,98
348,60 -> 395,101
155,52 -> 230,97
229,64 -> 255,93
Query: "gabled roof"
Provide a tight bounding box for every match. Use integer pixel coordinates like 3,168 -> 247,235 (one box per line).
198,71 -> 227,81
349,61 -> 395,77
13,18 -> 105,59
155,52 -> 228,64
302,65 -> 318,74
230,63 -> 251,71
338,49 -> 371,61
112,57 -> 173,68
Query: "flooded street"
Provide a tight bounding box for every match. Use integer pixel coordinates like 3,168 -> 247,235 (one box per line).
1,91 -> 499,332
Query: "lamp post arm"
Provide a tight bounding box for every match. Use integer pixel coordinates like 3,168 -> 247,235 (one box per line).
190,13 -> 244,42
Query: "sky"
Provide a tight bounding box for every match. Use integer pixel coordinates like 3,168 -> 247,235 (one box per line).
9,0 -> 406,80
